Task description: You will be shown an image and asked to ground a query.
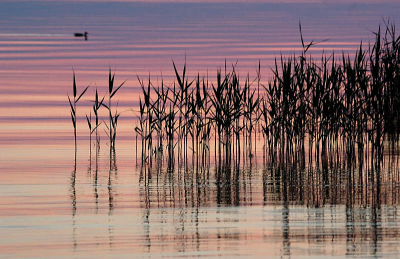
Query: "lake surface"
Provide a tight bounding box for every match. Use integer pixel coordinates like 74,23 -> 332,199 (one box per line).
1,1 -> 400,258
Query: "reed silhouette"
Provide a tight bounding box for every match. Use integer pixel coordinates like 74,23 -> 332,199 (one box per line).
104,69 -> 125,152
68,71 -> 89,160
69,22 -> 400,207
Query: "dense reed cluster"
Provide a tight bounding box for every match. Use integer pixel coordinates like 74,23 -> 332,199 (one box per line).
69,23 -> 400,176
134,24 -> 400,167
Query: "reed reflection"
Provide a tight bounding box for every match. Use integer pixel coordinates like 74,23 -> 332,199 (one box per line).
67,138 -> 400,257
70,163 -> 77,251
69,143 -> 119,252
136,140 -> 400,209
108,148 -> 117,214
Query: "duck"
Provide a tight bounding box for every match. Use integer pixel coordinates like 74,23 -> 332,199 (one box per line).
74,32 -> 88,40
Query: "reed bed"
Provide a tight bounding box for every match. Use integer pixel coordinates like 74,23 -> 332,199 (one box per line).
69,23 -> 400,186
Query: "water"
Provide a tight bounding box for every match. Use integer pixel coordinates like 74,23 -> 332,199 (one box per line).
1,1 -> 400,258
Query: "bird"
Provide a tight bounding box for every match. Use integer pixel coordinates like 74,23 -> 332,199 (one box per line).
74,31 -> 88,40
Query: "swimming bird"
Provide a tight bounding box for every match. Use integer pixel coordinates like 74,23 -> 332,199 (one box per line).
74,32 -> 88,40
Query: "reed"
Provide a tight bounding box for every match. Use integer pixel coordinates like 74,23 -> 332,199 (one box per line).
92,88 -> 105,150
68,71 -> 89,155
105,69 -> 126,151
86,111 -> 102,158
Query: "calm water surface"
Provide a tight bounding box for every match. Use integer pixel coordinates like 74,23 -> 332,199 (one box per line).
1,1 -> 400,258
